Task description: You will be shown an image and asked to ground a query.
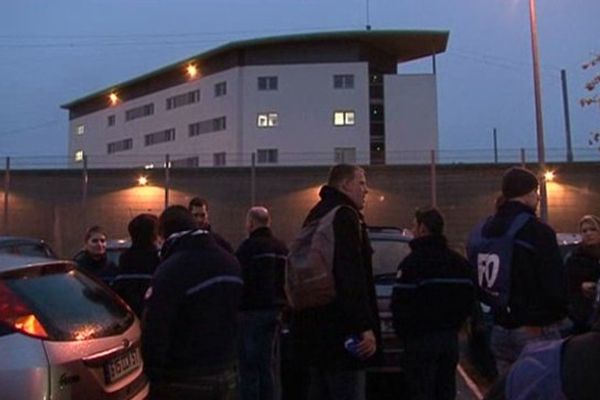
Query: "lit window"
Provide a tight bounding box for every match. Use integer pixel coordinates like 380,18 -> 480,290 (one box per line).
333,74 -> 354,89
257,112 -> 278,128
74,150 -> 84,162
258,76 -> 278,91
333,111 -> 355,126
76,125 -> 85,135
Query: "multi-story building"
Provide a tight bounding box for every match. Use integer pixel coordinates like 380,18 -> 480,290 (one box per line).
62,30 -> 448,167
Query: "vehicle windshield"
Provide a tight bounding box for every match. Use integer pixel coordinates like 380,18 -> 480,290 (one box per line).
2,263 -> 133,341
370,238 -> 411,278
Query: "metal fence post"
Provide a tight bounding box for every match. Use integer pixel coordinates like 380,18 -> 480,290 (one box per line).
82,155 -> 88,228
165,154 -> 170,209
3,157 -> 10,234
520,148 -> 526,167
251,153 -> 256,206
430,150 -> 437,207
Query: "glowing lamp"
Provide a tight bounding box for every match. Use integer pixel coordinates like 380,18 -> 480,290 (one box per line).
109,93 -> 119,106
137,176 -> 148,186
544,171 -> 555,182
186,64 -> 198,79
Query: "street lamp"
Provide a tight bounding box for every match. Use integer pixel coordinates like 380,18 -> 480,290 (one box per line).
528,0 -> 549,221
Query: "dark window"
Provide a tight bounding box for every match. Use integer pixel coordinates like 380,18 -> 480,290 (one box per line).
214,81 -> 227,97
107,115 -> 115,127
166,90 -> 200,110
125,103 -> 154,121
257,149 -> 278,164
333,74 -> 354,89
107,138 -> 133,154
258,76 -> 278,91
213,152 -> 226,166
144,128 -> 176,146
189,116 -> 227,137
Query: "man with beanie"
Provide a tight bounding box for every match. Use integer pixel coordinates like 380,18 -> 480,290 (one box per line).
467,166 -> 567,375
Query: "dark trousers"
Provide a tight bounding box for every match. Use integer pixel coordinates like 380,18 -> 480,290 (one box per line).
149,367 -> 238,400
238,309 -> 281,400
307,368 -> 365,400
402,330 -> 459,400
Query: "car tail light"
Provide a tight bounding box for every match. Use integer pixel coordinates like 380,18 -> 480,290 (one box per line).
0,280 -> 48,339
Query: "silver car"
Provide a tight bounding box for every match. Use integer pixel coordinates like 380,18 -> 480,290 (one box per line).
0,255 -> 149,400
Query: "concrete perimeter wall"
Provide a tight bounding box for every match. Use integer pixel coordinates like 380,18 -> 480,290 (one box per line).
1,162 -> 599,257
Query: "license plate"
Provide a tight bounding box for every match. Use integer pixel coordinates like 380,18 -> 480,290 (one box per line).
103,347 -> 141,384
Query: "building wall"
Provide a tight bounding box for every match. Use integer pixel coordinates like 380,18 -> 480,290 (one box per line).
384,74 -> 439,164
67,63 -> 438,167
2,163 -> 599,258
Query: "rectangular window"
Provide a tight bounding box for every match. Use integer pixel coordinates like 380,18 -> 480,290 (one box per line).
166,89 -> 200,110
171,157 -> 199,168
334,147 -> 357,164
107,138 -> 133,154
257,149 -> 278,164
125,103 -> 154,121
257,112 -> 278,128
213,152 -> 226,166
214,81 -> 227,97
107,115 -> 115,127
188,116 -> 227,137
258,76 -> 278,91
74,150 -> 84,162
333,111 -> 355,126
144,128 -> 176,146
333,74 -> 354,89
75,125 -> 85,135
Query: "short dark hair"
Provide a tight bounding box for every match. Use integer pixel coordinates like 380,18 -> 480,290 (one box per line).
327,164 -> 363,188
84,225 -> 106,243
188,197 -> 208,211
415,207 -> 444,236
158,205 -> 197,238
128,213 -> 158,246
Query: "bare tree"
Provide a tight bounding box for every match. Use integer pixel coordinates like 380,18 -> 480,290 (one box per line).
581,53 -> 600,150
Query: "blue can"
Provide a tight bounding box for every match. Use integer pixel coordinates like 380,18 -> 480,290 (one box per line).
344,335 -> 361,358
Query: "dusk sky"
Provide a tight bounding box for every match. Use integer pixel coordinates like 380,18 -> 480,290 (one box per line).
1,0 -> 598,160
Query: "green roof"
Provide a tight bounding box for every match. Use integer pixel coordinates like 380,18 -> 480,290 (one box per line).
61,29 -> 449,109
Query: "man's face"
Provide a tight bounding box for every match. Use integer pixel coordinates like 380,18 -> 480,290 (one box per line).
340,169 -> 368,210
524,189 -> 540,211
190,204 -> 209,229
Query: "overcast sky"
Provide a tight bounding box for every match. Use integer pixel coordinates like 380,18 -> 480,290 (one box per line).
1,0 -> 598,159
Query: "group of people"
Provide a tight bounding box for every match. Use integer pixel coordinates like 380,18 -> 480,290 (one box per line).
70,163 -> 600,400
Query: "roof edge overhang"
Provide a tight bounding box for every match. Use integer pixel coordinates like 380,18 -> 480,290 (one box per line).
61,29 -> 449,110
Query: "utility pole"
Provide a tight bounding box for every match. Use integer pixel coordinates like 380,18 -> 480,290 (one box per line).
561,69 -> 574,162
493,128 -> 498,163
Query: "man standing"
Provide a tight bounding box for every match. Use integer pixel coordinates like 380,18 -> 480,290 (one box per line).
467,167 -> 567,375
391,207 -> 474,400
291,163 -> 379,400
188,197 -> 234,252
142,205 -> 243,400
236,206 -> 288,400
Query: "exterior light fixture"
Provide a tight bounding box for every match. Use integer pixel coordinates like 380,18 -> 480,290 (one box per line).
137,176 -> 148,186
544,170 -> 555,182
109,93 -> 119,106
186,64 -> 198,79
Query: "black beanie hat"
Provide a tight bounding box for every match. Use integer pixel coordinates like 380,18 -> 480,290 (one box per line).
502,167 -> 539,199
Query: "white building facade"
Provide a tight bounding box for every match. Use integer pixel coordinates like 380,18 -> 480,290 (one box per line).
63,30 -> 448,167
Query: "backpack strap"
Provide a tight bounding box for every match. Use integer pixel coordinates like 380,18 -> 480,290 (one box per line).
507,213 -> 535,252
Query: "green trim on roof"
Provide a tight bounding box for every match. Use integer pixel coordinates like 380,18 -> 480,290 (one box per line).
61,29 -> 449,109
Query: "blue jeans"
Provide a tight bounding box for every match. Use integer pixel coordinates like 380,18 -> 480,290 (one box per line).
238,309 -> 281,400
490,323 -> 561,375
308,368 -> 365,400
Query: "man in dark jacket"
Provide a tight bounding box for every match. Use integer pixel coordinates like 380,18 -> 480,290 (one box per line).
188,197 -> 234,253
467,167 -> 567,375
112,213 -> 160,317
236,206 -> 288,400
391,207 -> 474,400
291,164 -> 380,400
142,205 -> 243,400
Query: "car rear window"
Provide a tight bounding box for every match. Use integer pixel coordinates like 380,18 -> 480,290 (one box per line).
2,263 -> 134,341
370,238 -> 411,276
